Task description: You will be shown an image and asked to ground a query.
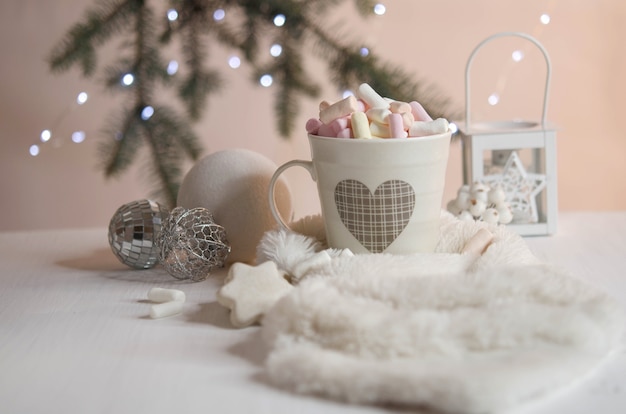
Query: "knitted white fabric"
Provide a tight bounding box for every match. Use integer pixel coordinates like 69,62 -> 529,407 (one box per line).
255,212 -> 624,413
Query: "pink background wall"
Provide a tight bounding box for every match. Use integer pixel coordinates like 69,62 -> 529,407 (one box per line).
1,0 -> 625,231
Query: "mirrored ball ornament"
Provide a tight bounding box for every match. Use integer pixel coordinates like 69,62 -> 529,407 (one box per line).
158,206 -> 231,282
108,199 -> 169,269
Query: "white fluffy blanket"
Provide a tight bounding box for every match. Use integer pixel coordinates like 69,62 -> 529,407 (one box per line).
251,212 -> 624,413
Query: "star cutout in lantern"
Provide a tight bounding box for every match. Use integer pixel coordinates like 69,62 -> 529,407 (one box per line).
483,151 -> 546,223
217,261 -> 293,328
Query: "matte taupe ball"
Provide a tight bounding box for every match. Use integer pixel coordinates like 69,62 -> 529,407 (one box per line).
177,149 -> 292,263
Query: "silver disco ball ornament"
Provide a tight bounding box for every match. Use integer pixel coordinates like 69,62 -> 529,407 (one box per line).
108,199 -> 169,269
158,206 -> 230,282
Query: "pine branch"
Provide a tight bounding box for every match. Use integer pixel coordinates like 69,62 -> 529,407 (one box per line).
99,105 -> 144,177
48,0 -> 142,76
150,107 -> 203,160
50,0 -> 459,206
142,109 -> 184,207
177,2 -> 223,120
305,18 -> 458,120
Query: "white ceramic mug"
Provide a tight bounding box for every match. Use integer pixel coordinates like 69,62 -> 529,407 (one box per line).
268,132 -> 451,254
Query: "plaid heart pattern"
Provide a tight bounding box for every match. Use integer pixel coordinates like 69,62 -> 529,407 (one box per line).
334,179 -> 415,253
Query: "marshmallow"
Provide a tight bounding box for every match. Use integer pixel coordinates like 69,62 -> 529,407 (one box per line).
369,121 -> 390,138
329,117 -> 350,134
305,118 -> 322,134
317,123 -> 335,137
336,128 -> 352,139
319,95 -> 359,124
150,300 -> 184,319
366,107 -> 392,125
390,101 -> 412,114
409,101 -> 433,122
147,287 -> 186,303
461,228 -> 494,255
401,111 -> 415,129
388,113 -> 406,138
351,111 -> 372,139
356,99 -> 367,112
307,84 -> 448,141
357,83 -> 389,109
409,118 -> 449,137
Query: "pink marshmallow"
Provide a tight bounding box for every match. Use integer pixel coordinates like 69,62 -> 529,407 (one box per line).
409,101 -> 433,122
329,116 -> 350,134
317,123 -> 335,137
336,128 -> 352,139
305,118 -> 323,134
388,113 -> 406,138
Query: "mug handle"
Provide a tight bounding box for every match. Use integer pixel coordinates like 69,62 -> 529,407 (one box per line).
268,160 -> 316,231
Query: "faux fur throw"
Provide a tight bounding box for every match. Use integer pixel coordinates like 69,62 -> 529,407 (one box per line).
251,212 -> 624,413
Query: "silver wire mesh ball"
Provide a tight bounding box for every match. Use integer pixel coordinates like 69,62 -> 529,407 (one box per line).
108,199 -> 169,269
158,206 -> 231,282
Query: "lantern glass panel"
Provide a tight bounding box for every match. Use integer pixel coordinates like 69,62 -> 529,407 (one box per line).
482,147 -> 548,225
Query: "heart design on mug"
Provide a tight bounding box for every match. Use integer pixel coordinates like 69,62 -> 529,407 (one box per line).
334,179 -> 415,253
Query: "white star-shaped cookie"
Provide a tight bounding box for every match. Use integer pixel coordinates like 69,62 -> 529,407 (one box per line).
217,261 -> 293,328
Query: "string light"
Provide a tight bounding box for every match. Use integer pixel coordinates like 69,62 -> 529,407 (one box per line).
213,9 -> 225,21
29,144 -> 40,156
40,129 -> 51,142
259,74 -> 273,87
488,93 -> 500,106
167,9 -> 178,22
373,4 -> 386,16
342,90 -> 355,99
141,106 -> 154,120
270,44 -> 283,57
273,14 -> 286,27
448,122 -> 459,134
71,131 -> 86,143
540,14 -> 551,24
76,92 -> 88,105
228,56 -> 241,69
360,47 -> 370,57
166,60 -> 179,75
121,73 -> 134,86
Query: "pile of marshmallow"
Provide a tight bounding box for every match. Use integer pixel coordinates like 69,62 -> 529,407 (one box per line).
305,83 -> 449,139
446,182 -> 514,225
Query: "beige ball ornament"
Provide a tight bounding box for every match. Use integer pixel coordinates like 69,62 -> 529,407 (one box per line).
177,149 -> 292,264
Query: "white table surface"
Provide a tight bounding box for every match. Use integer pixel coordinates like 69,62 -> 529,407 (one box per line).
1,212 -> 625,414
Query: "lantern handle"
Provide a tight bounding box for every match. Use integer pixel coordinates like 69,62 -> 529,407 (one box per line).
464,32 -> 551,130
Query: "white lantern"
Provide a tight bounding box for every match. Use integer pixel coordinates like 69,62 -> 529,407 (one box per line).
457,32 -> 558,236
